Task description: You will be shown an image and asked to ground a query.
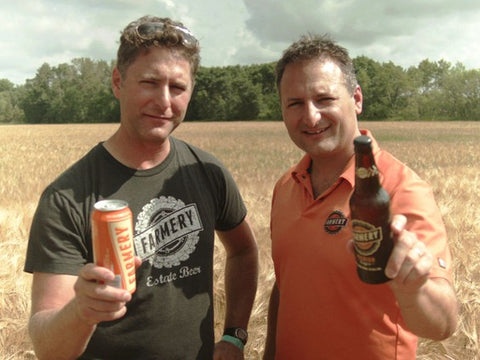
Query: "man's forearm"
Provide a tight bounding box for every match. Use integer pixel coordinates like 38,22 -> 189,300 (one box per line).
223,246 -> 258,328
392,277 -> 458,340
29,299 -> 96,360
263,283 -> 279,360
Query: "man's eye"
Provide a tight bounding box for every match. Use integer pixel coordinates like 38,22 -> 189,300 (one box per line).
318,97 -> 335,103
287,101 -> 302,108
171,84 -> 187,92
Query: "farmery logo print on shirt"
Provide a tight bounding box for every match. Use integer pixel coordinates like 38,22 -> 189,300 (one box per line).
324,210 -> 348,234
133,196 -> 204,269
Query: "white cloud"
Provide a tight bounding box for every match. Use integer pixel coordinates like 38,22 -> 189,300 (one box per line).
242,0 -> 480,68
1,0 -> 479,85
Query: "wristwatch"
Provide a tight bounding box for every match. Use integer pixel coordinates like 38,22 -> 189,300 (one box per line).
223,327 -> 248,345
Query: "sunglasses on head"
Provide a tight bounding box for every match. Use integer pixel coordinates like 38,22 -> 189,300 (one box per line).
135,21 -> 198,47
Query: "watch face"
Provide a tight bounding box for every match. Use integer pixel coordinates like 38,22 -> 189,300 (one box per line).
235,328 -> 248,342
224,327 -> 248,344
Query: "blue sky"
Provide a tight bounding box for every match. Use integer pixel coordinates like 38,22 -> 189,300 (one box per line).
2,0 -> 480,84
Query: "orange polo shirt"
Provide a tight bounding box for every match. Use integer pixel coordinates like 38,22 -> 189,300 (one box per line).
270,130 -> 452,360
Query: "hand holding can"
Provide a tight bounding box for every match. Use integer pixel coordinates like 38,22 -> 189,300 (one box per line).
92,200 -> 136,293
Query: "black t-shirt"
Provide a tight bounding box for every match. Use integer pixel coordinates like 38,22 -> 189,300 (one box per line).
25,137 -> 247,359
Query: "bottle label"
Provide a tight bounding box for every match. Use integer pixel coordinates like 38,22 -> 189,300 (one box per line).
355,165 -> 379,179
351,219 -> 383,256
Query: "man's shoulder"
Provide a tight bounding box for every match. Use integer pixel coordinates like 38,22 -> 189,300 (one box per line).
48,143 -> 105,189
376,147 -> 414,176
171,137 -> 224,166
271,164 -> 299,199
275,155 -> 308,187
375,147 -> 429,195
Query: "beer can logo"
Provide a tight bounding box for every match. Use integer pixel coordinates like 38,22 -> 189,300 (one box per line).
352,219 -> 383,256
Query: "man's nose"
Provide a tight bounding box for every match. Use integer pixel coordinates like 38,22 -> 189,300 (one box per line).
154,87 -> 171,109
304,102 -> 321,127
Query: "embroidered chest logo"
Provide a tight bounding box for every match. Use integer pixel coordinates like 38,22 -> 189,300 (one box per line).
324,210 -> 348,234
133,196 -> 204,269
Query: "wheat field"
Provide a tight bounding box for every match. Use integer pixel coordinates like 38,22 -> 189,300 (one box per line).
0,121 -> 479,359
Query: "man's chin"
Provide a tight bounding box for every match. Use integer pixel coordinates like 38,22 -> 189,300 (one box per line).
138,129 -> 171,145
305,142 -> 339,158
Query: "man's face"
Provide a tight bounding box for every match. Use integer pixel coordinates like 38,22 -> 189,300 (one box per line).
112,46 -> 193,146
280,59 -> 363,161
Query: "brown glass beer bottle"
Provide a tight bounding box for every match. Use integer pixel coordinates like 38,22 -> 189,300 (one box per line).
349,135 -> 393,284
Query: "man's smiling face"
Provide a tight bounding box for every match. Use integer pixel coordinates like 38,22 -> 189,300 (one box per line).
280,58 -> 363,161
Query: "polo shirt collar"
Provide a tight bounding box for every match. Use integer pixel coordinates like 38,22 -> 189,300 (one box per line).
290,129 -> 380,189
360,129 -> 381,155
291,154 -> 312,185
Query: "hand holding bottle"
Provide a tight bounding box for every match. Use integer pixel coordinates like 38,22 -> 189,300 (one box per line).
385,215 -> 433,292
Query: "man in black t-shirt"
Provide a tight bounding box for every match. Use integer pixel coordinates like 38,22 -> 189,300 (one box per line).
25,15 -> 258,360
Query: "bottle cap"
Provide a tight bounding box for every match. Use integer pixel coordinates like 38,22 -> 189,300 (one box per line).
354,135 -> 372,152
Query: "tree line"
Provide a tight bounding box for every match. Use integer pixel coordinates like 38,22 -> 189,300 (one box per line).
1,56 -> 480,124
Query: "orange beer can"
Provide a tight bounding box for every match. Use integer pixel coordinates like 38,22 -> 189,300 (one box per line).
92,200 -> 136,294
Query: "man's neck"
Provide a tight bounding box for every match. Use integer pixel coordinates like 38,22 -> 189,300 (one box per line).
103,131 -> 171,170
309,151 -> 353,199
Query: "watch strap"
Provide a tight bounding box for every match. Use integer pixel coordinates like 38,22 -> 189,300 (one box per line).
221,335 -> 245,351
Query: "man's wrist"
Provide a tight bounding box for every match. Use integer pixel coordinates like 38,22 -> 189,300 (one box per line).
221,334 -> 245,351
223,327 -> 248,345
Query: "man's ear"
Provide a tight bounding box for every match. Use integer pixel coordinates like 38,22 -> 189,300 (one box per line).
353,85 -> 363,115
111,67 -> 122,99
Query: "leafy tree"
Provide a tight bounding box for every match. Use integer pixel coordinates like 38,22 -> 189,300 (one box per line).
0,79 -> 25,123
354,56 -> 380,119
12,55 -> 480,123
247,63 -> 281,120
21,63 -> 55,123
0,79 -> 15,92
406,59 -> 453,120
439,64 -> 480,120
188,66 -> 231,120
20,59 -> 117,124
229,66 -> 261,120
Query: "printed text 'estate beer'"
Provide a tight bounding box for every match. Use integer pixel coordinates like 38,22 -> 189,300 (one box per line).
349,135 -> 394,284
92,200 -> 136,293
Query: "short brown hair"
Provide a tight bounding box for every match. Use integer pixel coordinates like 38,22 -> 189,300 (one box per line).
275,34 -> 357,95
116,15 -> 201,79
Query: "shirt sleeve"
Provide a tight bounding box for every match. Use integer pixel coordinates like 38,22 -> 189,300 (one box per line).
215,164 -> 247,232
383,154 -> 453,282
24,187 -> 90,275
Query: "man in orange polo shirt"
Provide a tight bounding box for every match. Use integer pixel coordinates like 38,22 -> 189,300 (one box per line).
263,34 -> 458,360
